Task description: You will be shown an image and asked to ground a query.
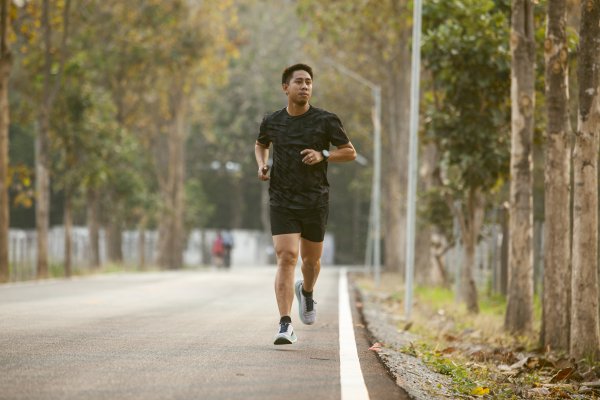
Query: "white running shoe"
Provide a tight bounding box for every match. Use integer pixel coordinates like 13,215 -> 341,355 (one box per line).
295,280 -> 317,325
273,322 -> 298,345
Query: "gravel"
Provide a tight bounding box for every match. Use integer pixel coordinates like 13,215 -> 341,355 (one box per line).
353,282 -> 457,400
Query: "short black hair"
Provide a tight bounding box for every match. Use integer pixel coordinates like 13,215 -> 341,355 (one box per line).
282,63 -> 313,85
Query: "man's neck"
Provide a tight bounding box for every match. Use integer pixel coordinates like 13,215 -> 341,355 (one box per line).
286,103 -> 310,116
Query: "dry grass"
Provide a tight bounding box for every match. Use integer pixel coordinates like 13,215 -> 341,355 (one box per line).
354,272 -> 599,399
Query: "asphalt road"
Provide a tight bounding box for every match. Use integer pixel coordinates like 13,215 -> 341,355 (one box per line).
0,267 -> 408,400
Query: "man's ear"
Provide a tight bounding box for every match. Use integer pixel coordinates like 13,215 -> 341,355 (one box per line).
282,83 -> 289,95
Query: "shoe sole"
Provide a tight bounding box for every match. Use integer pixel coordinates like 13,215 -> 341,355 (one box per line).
274,334 -> 297,345
295,280 -> 315,325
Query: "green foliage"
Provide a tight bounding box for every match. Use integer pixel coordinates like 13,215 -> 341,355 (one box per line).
402,342 -> 483,396
422,0 -> 511,193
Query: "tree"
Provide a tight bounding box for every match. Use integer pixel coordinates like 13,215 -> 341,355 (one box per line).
505,0 -> 536,334
36,0 -> 71,278
422,0 -> 511,312
0,0 -> 11,283
541,0 -> 571,352
570,0 -> 600,360
297,0 -> 413,273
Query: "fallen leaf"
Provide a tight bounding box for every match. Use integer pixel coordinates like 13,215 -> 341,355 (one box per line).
369,342 -> 382,352
470,386 -> 490,396
549,367 -> 575,383
526,357 -> 540,369
554,357 -> 573,369
441,347 -> 457,354
443,333 -> 459,341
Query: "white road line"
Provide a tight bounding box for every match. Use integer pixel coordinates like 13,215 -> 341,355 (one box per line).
339,267 -> 370,400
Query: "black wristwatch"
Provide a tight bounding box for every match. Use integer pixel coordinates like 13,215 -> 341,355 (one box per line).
321,149 -> 330,162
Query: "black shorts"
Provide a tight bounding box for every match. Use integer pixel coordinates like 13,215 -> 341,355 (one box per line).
270,206 -> 329,242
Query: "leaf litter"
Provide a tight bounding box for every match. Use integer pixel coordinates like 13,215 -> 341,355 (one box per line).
353,272 -> 600,399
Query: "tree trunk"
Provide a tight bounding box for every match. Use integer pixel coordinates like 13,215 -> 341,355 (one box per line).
418,142 -> 440,285
106,214 -> 123,263
571,0 -> 600,360
35,0 -> 71,279
138,216 -> 147,270
499,205 -> 509,296
64,190 -> 72,277
505,0 -> 535,334
0,0 -> 10,283
383,47 -> 411,273
87,188 -> 100,268
454,188 -> 483,313
35,109 -> 50,279
158,96 -> 186,269
541,0 -> 571,352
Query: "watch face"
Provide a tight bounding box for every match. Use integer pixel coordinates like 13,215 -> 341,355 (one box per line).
322,150 -> 330,159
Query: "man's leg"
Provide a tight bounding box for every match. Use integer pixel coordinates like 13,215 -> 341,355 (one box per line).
273,233 -> 301,317
300,238 -> 323,292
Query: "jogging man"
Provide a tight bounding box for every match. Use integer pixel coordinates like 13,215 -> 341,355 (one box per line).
254,63 -> 356,345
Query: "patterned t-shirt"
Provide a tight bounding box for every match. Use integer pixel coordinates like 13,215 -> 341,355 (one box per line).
256,106 -> 350,209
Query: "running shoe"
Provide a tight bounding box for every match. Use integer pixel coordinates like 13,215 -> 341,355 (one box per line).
273,322 -> 297,345
295,280 -> 317,325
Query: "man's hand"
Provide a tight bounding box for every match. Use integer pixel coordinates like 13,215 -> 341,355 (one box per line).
258,165 -> 270,181
300,149 -> 323,165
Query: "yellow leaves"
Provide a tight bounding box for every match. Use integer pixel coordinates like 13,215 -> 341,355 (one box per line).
470,386 -> 490,396
13,192 -> 32,208
7,164 -> 33,209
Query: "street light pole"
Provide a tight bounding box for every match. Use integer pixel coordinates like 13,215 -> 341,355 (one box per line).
325,60 -> 381,286
405,0 -> 423,320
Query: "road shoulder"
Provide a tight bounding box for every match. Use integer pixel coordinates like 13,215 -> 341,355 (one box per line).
350,274 -> 455,400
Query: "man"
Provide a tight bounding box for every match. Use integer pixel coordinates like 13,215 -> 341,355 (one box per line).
255,63 -> 356,345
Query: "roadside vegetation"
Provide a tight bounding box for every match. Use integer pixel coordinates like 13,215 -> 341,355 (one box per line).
356,273 -> 600,399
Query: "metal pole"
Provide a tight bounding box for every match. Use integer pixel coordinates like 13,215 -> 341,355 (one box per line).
404,0 -> 422,320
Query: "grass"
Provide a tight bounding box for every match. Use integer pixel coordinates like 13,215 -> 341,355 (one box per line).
354,272 -> 596,399
7,261 -> 209,282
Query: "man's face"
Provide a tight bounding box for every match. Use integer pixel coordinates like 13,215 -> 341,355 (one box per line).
283,70 -> 312,106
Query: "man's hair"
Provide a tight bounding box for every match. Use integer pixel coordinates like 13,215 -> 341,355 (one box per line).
282,63 -> 313,85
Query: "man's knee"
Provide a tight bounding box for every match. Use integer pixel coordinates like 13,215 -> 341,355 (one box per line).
302,257 -> 320,269
276,249 -> 298,267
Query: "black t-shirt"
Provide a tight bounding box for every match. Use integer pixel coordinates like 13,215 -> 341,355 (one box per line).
256,106 -> 350,209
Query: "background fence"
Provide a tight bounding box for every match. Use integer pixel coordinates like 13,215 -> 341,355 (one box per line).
7,227 -> 336,282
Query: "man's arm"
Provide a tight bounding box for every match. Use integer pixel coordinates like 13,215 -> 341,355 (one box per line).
300,142 -> 357,165
255,141 -> 270,180
328,142 -> 356,163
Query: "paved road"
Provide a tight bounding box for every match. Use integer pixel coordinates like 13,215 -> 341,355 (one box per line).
0,267 -> 408,400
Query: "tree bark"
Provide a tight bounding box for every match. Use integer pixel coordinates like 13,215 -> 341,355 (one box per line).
452,188 -> 483,313
64,189 -> 72,277
541,0 -> 571,352
571,0 -> 600,360
383,42 -> 411,273
35,108 -> 50,279
36,0 -> 71,279
106,217 -> 123,264
138,216 -> 147,270
0,0 -> 11,283
158,94 -> 187,269
505,0 -> 535,334
87,188 -> 100,268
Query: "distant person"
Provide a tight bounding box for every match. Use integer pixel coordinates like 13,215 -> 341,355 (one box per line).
222,230 -> 234,268
211,232 -> 225,268
254,63 -> 356,345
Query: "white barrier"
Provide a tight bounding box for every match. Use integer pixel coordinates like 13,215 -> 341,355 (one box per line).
7,227 -> 336,281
